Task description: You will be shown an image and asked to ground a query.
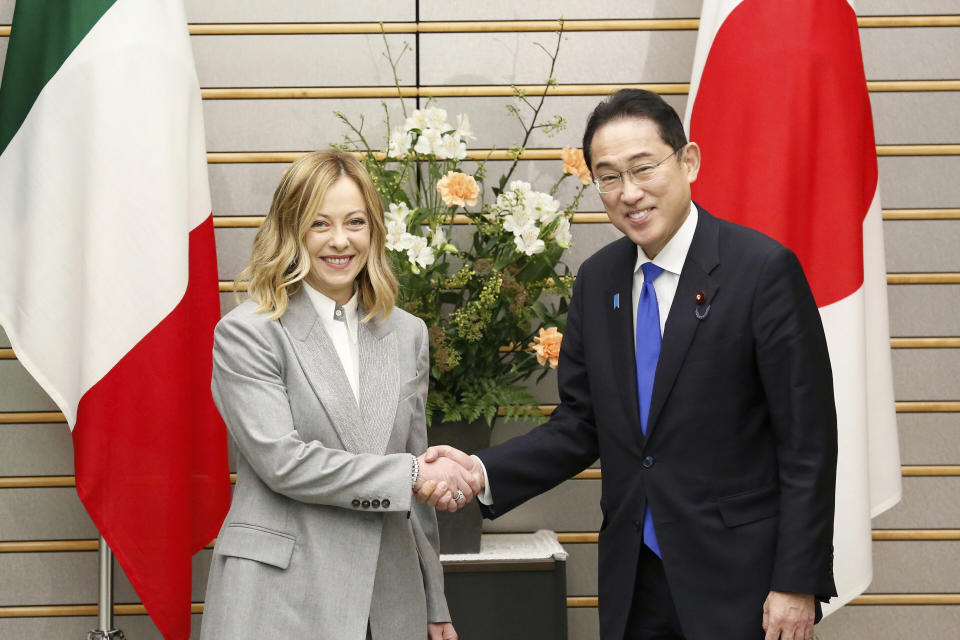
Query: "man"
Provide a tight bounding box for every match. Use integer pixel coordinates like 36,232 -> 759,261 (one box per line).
422,89 -> 838,640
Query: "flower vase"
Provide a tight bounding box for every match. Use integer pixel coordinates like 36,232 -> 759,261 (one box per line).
427,418 -> 491,554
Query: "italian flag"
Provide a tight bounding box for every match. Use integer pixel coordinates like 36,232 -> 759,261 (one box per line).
0,1 -> 231,638
685,0 -> 902,613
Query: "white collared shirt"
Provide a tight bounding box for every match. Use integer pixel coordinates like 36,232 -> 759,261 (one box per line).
632,202 -> 698,342
303,283 -> 360,403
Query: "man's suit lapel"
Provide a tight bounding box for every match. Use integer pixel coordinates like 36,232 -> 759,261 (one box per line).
281,289 -> 399,454
604,237 -> 645,451
646,207 -> 721,441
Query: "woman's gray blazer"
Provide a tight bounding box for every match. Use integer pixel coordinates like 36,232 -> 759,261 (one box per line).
199,289 -> 449,640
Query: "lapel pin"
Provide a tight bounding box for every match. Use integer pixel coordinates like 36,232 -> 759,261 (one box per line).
694,291 -> 711,320
613,293 -> 620,310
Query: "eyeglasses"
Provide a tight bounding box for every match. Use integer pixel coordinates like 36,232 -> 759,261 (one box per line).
592,145 -> 686,194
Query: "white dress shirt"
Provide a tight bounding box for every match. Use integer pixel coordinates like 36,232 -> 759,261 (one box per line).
477,203 -> 699,504
303,283 -> 360,403
632,202 -> 698,341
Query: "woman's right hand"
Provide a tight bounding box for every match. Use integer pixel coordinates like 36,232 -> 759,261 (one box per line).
414,453 -> 480,511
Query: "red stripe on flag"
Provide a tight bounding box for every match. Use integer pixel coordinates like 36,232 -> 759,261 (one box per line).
73,214 -> 230,640
689,0 -> 877,307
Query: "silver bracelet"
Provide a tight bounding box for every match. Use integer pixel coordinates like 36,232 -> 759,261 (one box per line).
411,455 -> 420,487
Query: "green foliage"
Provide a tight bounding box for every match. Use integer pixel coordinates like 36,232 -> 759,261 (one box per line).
339,26 -> 587,427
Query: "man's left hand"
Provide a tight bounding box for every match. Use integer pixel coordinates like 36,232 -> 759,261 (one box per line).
762,591 -> 815,640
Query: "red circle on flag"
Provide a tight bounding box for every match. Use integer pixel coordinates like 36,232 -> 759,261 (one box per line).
689,0 -> 878,307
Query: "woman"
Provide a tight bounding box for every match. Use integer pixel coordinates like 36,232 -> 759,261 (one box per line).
200,150 -> 473,640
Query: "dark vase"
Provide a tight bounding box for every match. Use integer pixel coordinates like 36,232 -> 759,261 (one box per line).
426,418 -> 491,554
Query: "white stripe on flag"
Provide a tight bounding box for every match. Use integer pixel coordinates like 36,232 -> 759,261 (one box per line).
0,0 -> 212,428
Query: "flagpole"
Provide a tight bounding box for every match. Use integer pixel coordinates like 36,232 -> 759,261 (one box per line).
87,535 -> 125,640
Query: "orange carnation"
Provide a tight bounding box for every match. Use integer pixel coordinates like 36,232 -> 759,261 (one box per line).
561,146 -> 591,185
436,171 -> 479,208
530,326 -> 563,369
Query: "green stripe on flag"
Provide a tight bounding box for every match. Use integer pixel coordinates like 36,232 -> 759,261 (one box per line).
0,0 -> 116,155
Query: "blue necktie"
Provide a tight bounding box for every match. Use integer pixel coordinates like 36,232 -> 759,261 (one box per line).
636,261 -> 664,557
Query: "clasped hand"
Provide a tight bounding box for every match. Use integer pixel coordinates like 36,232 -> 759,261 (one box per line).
413,446 -> 485,512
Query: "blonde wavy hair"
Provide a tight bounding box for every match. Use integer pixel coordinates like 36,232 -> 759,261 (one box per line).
237,150 -> 398,321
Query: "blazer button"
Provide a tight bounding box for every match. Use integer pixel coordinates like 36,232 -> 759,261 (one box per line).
361,500 -> 371,509
381,499 -> 391,509
642,456 -> 655,468
371,499 -> 381,508
633,520 -> 642,531
351,499 -> 361,508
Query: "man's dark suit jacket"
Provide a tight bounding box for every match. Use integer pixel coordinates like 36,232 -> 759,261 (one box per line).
478,205 -> 838,639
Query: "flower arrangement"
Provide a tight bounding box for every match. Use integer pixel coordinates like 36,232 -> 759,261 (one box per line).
336,27 -> 589,426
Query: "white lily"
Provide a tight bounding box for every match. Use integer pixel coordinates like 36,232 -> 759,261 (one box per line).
455,113 -> 477,141
387,127 -> 413,157
436,133 -> 467,160
514,225 -> 546,256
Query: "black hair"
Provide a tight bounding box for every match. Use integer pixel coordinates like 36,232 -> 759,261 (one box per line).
582,89 -> 688,173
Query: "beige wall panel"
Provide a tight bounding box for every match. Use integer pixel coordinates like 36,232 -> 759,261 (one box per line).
891,349 -> 960,400
202,98 -> 406,153
210,163 -> 288,214
871,92 -> 960,144
872,477 -> 960,528
426,94 -> 688,150
0,324 -> 7,347
482,479 -> 602,532
887,285 -> 960,337
897,413 -> 960,464
816,605 -> 960,639
421,0 -> 702,20
0,552 -> 97,605
861,28 -> 960,80
869,541 -> 960,592
883,220 -> 960,272
185,0 -> 414,23
0,0 -> 14,21
0,488 -> 97,540
214,228 -> 257,280
0,361 -> 57,411
878,157 -> 960,209
191,34 -> 416,88
199,91 -> 957,153
564,542 -> 599,597
0,423 -> 73,475
0,617 -> 106,640
0,37 -> 6,79
859,0 -> 960,14
419,32 -> 698,86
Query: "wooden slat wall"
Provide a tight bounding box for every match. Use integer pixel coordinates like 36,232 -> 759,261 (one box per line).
1,1 -> 958,638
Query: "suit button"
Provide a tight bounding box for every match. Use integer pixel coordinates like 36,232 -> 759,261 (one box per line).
634,520 -> 642,531
361,500 -> 371,509
371,499 -> 381,508
351,499 -> 361,508
381,499 -> 391,509
642,456 -> 655,468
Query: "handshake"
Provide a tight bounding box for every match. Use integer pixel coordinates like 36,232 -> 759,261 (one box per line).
412,446 -> 485,512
